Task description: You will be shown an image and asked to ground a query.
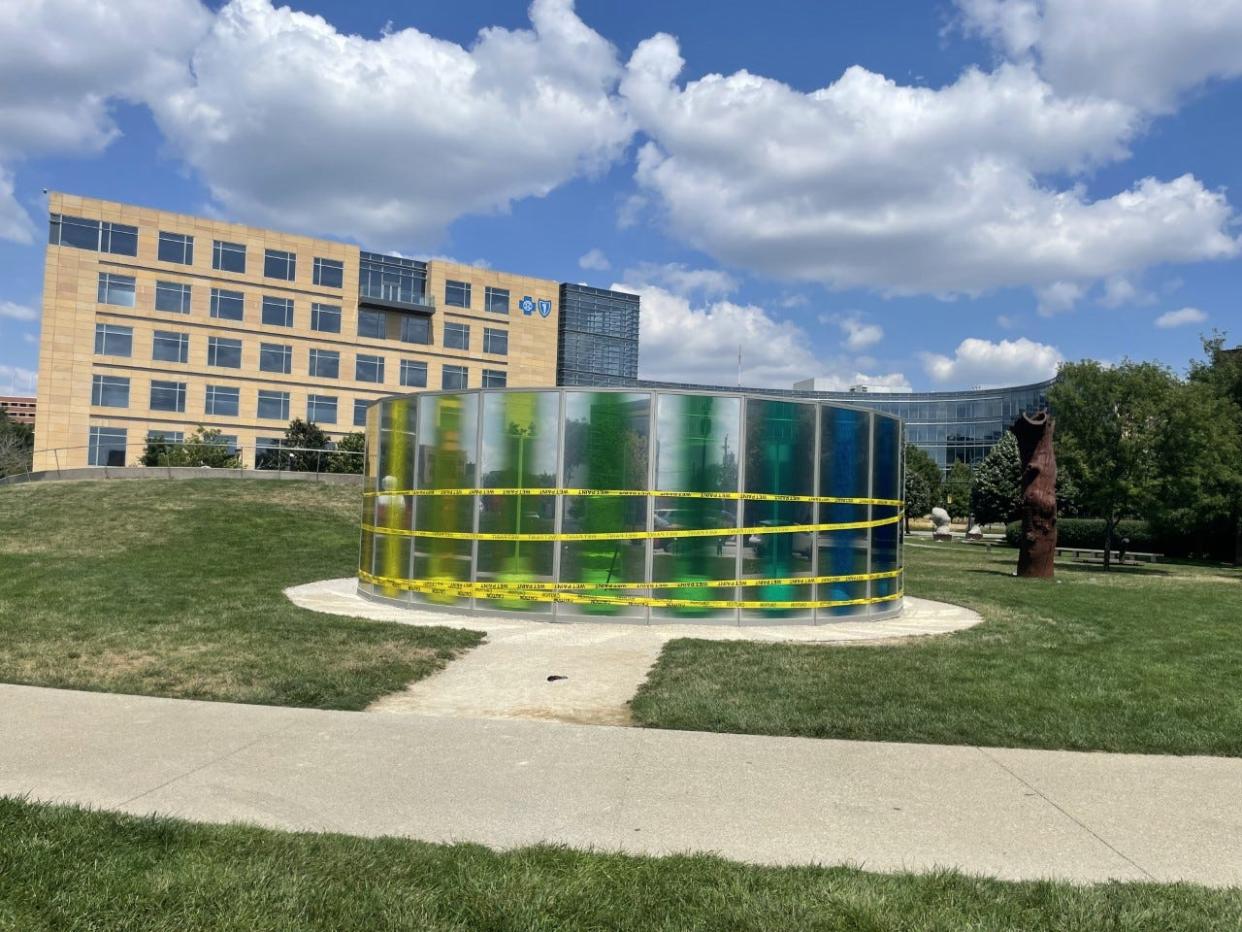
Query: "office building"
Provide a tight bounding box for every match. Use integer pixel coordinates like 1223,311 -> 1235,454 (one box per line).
0,396 -> 36,426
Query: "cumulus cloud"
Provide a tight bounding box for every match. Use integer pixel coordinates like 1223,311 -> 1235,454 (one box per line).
617,281 -> 906,389
146,0 -> 632,248
1154,307 -> 1208,328
0,364 -> 37,394
621,261 -> 737,298
620,34 -> 1239,303
922,337 -> 1062,386
0,301 -> 37,321
821,313 -> 884,351
578,248 -> 610,271
957,0 -> 1242,112
0,0 -> 210,241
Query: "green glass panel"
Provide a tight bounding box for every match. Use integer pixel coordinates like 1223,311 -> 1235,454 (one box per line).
652,393 -> 741,620
819,406 -> 871,617
742,399 -> 815,620
372,397 -> 417,598
560,392 -> 652,618
412,392 -> 478,606
476,391 -> 560,613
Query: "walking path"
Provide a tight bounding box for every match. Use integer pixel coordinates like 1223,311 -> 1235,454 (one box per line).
3,684 -> 1239,886
286,578 -> 984,724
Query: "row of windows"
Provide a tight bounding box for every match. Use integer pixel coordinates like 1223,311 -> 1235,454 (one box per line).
93,322 -> 499,386
87,427 -> 362,467
89,368 -> 506,424
444,281 -> 511,315
95,273 -> 509,353
52,214 -> 345,288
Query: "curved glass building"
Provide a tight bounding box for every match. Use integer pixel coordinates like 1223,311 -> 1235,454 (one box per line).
358,387 -> 904,625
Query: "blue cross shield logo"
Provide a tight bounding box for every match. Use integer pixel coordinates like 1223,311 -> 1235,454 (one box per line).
537,299 -> 552,318
519,296 -> 536,315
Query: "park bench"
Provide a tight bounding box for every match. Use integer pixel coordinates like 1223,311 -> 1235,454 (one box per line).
1055,546 -> 1161,565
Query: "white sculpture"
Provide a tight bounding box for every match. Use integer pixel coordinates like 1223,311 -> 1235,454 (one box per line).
966,523 -> 984,541
931,507 -> 953,541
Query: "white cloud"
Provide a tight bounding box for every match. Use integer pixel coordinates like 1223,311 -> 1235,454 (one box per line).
621,262 -> 737,298
0,0 -> 210,241
957,0 -> 1242,112
823,314 -> 884,351
621,35 -> 1239,302
0,301 -> 37,322
922,337 -> 1062,386
0,364 -> 37,394
1035,280 -> 1083,316
147,0 -> 632,248
578,248 -> 610,271
1097,275 -> 1154,308
1154,306 -> 1208,328
996,313 -> 1019,329
617,281 -> 905,389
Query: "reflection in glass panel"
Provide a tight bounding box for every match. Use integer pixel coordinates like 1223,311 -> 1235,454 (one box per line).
476,392 -> 560,613
371,397 -> 418,598
359,403 -> 382,596
560,392 -> 652,619
652,393 -> 741,620
412,393 -> 479,606
742,399 -> 815,621
819,406 -> 871,617
871,415 -> 901,601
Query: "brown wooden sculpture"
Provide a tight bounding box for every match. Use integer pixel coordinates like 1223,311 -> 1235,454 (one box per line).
1011,411 -> 1057,578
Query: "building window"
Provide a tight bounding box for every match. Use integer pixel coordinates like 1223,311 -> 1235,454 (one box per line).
257,390 -> 290,421
400,359 -> 428,388
483,327 -> 508,355
90,374 -> 130,408
484,286 -> 509,315
264,248 -> 296,281
311,303 -> 341,333
309,348 -> 340,379
207,336 -> 242,368
445,280 -> 471,308
482,369 -> 507,388
212,240 -> 246,273
88,426 -> 127,466
307,394 -> 337,424
357,308 -> 385,339
210,288 -> 245,321
355,354 -> 384,383
94,323 -> 133,357
146,430 -> 184,446
394,316 -> 427,345
149,380 -> 187,413
205,384 -> 240,417
158,232 -> 194,265
441,365 -> 468,390
353,398 -> 369,427
100,222 -> 138,256
443,321 -> 470,350
261,295 -> 294,327
313,258 -> 344,288
259,343 -> 292,374
152,330 -> 189,363
155,281 -> 191,314
49,214 -> 101,251
359,251 -> 427,305
97,273 -> 136,307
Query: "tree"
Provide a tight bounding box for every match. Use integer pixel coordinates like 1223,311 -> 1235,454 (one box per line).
0,409 -> 33,478
943,461 -> 973,520
1186,334 -> 1242,562
904,444 -> 941,511
141,427 -> 240,469
328,431 -> 365,474
1049,360 -> 1179,570
971,432 -> 1021,526
279,419 -> 332,472
904,469 -> 933,532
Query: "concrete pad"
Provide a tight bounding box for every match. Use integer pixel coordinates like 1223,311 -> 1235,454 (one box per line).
285,578 -> 984,725
7,684 -> 1236,885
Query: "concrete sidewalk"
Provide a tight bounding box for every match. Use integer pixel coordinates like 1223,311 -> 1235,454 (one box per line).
1,683 -> 1239,887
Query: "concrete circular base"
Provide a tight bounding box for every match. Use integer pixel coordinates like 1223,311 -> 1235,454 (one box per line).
287,578 -> 983,644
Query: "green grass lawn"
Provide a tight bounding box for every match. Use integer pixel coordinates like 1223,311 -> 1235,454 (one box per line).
2,797 -> 1238,932
631,542 -> 1242,756
0,480 -> 479,710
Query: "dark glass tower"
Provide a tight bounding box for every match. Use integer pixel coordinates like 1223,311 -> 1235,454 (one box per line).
556,283 -> 640,386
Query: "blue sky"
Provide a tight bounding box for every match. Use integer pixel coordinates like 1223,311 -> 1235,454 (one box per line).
1,0 -> 1240,395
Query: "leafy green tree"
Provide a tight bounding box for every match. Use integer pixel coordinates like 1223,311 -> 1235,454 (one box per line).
904,469 -> 933,532
328,431 -> 365,474
1186,334 -> 1242,561
904,444 -> 942,512
279,419 -> 332,472
0,408 -> 34,477
971,432 -> 1020,525
1049,360 -> 1180,570
943,461 -> 973,520
141,427 -> 240,469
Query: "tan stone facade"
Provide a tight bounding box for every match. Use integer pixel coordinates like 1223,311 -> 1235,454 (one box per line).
34,193 -> 561,470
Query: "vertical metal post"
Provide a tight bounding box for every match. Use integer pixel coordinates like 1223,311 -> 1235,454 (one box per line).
733,394 -> 747,626
866,412 -> 876,616
469,390 -> 483,611
551,388 -> 566,622
643,391 -> 657,625
811,404 -> 822,624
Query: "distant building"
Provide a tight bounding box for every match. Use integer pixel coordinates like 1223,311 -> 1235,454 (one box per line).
0,396 -> 36,426
556,283 -> 640,386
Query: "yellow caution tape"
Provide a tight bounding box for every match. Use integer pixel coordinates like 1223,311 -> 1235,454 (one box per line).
358,569 -> 903,610
363,568 -> 900,593
364,487 -> 902,507
360,511 -> 902,542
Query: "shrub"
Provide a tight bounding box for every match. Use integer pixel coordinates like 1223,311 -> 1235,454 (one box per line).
1005,518 -> 1155,551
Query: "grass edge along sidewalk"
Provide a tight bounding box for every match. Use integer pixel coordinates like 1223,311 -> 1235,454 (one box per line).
1,796 -> 1239,932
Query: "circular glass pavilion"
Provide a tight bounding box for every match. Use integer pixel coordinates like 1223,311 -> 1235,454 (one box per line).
358,387 -> 903,625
